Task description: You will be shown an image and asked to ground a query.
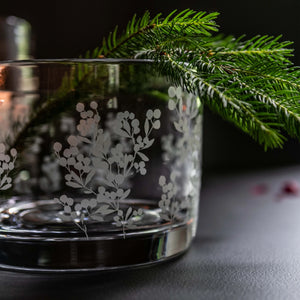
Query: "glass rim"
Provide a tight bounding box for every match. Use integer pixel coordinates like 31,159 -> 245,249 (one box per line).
0,58 -> 154,66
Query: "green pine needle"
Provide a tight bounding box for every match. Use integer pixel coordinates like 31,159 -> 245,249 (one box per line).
86,9 -> 300,150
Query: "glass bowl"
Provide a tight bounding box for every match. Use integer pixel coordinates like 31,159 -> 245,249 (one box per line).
0,59 -> 202,272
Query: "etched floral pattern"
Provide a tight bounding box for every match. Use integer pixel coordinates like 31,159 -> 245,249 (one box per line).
0,143 -> 17,191
0,85 -> 202,239
53,101 -> 161,237
159,86 -> 202,222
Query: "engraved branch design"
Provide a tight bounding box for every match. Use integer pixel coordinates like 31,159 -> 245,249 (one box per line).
159,86 -> 202,222
0,143 -> 17,191
54,101 -> 161,237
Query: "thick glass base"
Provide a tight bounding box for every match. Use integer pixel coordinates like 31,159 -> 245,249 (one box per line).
0,200 -> 194,273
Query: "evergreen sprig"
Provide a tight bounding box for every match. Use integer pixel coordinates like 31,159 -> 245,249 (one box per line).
94,9 -> 219,58
8,9 -> 300,152
88,9 -> 300,150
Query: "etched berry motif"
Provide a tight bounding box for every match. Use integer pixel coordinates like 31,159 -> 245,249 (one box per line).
159,86 -> 202,222
54,101 -> 161,237
0,143 -> 17,191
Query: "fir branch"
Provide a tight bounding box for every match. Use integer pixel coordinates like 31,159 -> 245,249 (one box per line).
9,9 -> 300,151
229,65 -> 300,92
177,50 -> 300,140
96,9 -> 219,58
214,35 -> 294,62
92,9 -> 300,149
39,10 -> 300,149
161,54 -> 286,149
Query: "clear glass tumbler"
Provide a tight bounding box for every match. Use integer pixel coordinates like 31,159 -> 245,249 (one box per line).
0,59 -> 202,272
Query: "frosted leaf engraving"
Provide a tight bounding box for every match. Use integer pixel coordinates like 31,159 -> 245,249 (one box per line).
159,86 -> 202,221
54,101 -> 161,237
0,143 -> 17,191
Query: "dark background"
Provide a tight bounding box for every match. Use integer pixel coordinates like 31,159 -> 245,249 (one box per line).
1,0 -> 300,171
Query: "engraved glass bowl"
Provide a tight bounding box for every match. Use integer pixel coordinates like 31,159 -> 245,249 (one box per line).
0,59 -> 202,272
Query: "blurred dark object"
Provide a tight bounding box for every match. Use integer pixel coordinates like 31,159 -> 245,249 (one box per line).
0,16 -> 33,60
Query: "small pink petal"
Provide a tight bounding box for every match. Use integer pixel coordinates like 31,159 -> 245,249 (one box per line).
252,184 -> 268,195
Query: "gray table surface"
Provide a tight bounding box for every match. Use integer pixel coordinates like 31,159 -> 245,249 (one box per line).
2,165 -> 300,300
